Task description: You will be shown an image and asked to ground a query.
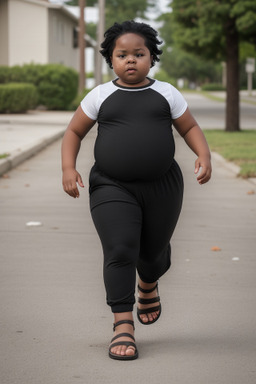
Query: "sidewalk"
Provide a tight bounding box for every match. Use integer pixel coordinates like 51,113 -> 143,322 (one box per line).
206,90 -> 256,103
0,110 -> 73,176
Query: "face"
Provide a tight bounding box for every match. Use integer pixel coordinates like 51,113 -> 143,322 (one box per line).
111,33 -> 153,87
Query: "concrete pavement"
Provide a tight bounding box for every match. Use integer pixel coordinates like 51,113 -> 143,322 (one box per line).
0,110 -> 73,176
0,93 -> 256,384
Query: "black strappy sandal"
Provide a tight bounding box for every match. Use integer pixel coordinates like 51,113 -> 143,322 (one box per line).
137,283 -> 161,325
109,320 -> 138,360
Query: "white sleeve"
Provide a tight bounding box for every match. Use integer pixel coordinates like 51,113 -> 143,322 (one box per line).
169,85 -> 188,120
80,86 -> 100,120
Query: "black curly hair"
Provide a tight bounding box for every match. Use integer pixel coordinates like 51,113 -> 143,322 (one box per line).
100,20 -> 163,69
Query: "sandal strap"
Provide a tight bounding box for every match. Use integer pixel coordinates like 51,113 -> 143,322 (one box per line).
138,283 -> 158,294
138,296 -> 160,305
137,303 -> 161,315
111,332 -> 135,343
113,319 -> 135,331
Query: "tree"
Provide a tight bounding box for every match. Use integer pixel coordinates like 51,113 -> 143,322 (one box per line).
104,0 -> 151,28
158,12 -> 221,87
160,47 -> 221,87
169,0 -> 256,131
66,0 -> 152,28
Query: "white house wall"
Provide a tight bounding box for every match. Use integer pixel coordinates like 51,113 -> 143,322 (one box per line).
8,0 -> 48,66
0,0 -> 9,65
48,9 -> 78,71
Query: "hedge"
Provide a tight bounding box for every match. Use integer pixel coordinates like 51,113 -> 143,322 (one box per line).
0,83 -> 38,113
201,83 -> 226,91
0,64 -> 79,110
68,88 -> 91,110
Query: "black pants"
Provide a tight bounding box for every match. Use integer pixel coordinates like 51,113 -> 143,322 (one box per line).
89,160 -> 183,313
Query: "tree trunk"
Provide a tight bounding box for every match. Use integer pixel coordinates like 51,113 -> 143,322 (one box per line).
225,18 -> 240,131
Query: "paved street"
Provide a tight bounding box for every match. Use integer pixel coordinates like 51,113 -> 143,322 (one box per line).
0,93 -> 256,383
184,91 -> 256,129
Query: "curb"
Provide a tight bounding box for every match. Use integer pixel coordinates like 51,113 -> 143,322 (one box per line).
211,151 -> 240,175
212,151 -> 256,186
0,129 -> 65,177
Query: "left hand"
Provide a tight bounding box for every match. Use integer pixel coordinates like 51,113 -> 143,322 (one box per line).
194,156 -> 212,184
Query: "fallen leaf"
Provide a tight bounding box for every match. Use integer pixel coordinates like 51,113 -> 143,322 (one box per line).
211,246 -> 221,251
2,174 -> 10,179
247,190 -> 255,195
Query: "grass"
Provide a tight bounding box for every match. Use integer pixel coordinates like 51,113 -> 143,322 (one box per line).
203,130 -> 256,178
0,153 -> 9,159
201,91 -> 225,102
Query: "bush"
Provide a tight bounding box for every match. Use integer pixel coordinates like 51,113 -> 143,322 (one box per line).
154,69 -> 177,86
68,88 -> 92,110
201,83 -> 226,91
37,64 -> 78,110
0,63 -> 79,110
0,83 -> 38,113
0,66 -> 12,83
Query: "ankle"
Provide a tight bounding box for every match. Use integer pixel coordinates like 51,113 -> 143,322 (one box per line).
114,311 -> 133,324
138,279 -> 157,292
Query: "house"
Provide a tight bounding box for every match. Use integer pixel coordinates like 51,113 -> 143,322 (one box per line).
0,0 -> 96,74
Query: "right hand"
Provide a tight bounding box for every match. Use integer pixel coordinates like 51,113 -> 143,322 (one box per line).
62,168 -> 84,198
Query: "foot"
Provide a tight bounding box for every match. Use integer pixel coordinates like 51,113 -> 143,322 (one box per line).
137,279 -> 161,324
109,314 -> 137,359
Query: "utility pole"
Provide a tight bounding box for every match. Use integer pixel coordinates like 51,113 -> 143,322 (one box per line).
95,0 -> 105,85
79,0 -> 86,93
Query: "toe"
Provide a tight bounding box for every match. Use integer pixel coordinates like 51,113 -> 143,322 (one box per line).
140,314 -> 149,323
126,346 -> 135,356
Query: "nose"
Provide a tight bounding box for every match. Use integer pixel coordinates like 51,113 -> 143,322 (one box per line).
127,55 -> 136,63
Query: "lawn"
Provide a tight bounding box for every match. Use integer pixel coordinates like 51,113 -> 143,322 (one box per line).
0,153 -> 9,159
203,129 -> 256,178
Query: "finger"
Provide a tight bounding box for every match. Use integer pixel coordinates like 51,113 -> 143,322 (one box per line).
194,165 -> 200,174
77,174 -> 84,188
72,185 -> 80,198
197,169 -> 211,184
64,183 -> 79,198
194,158 -> 202,175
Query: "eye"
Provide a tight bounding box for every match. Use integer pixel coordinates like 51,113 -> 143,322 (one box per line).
118,54 -> 126,58
136,53 -> 144,57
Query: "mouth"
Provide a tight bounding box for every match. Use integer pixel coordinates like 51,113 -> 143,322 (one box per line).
126,68 -> 136,73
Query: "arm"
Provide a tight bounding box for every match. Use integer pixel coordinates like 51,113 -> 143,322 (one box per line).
173,108 -> 212,184
61,105 -> 96,198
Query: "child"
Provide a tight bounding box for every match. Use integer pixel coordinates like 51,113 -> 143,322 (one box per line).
61,20 -> 211,361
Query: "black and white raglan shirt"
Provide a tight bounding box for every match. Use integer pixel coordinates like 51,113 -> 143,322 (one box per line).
81,78 -> 188,181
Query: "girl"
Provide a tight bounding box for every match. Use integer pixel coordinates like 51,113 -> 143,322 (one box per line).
61,20 -> 211,361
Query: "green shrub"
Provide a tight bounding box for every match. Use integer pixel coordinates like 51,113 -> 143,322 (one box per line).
36,64 -> 78,110
154,70 -> 177,86
0,83 -> 38,113
0,65 -> 24,83
17,64 -> 44,86
68,88 -> 91,110
0,66 -> 12,83
201,83 -> 226,91
0,63 -> 79,110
